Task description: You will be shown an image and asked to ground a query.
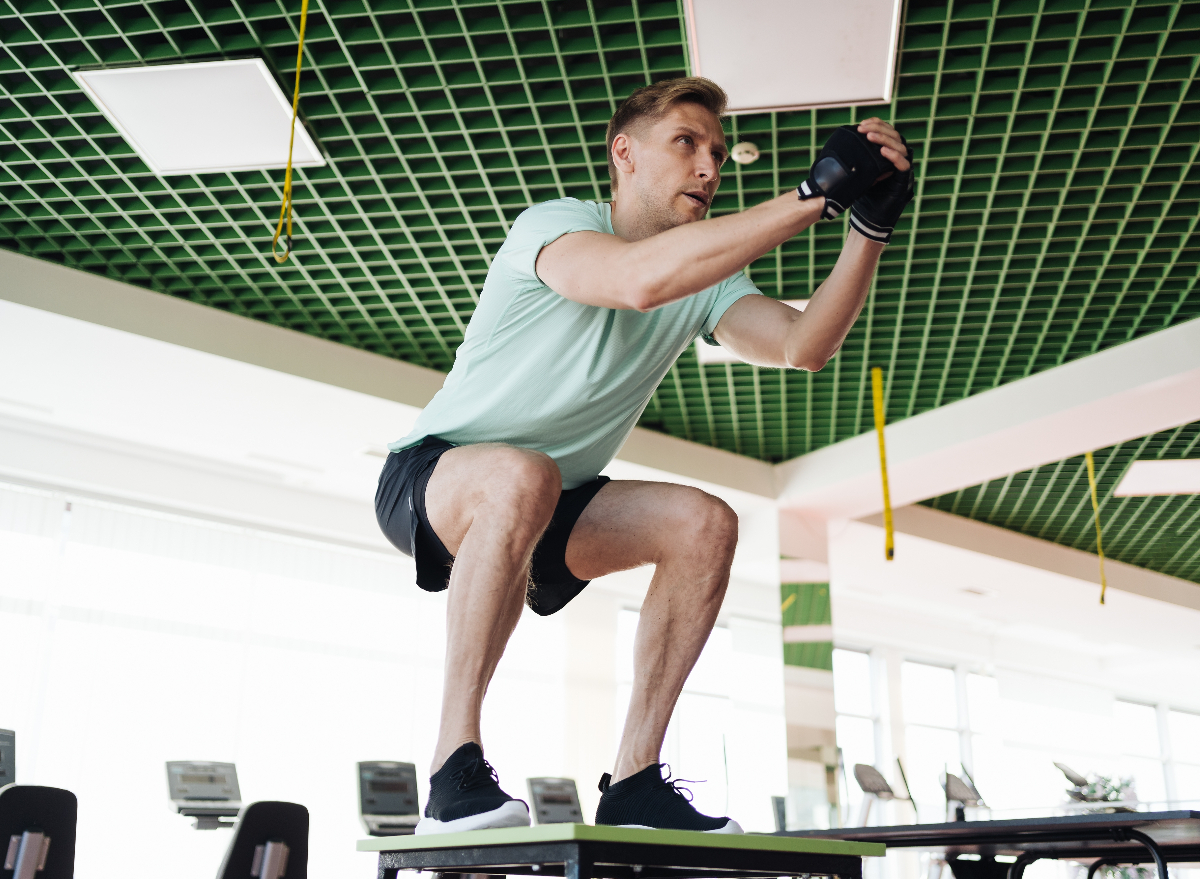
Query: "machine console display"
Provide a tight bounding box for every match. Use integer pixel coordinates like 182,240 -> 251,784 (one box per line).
0,729 -> 13,787
166,761 -> 242,828
527,777 -> 583,824
358,762 -> 420,836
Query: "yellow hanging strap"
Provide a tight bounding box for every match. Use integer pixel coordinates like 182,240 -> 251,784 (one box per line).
1084,451 -> 1109,605
871,366 -> 895,561
271,0 -> 311,264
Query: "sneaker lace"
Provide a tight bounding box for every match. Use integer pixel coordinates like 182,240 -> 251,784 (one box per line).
450,752 -> 501,792
660,764 -> 703,803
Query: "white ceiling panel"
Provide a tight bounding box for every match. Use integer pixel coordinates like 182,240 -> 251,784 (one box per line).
74,59 -> 325,175
1114,460 -> 1200,497
685,0 -> 902,113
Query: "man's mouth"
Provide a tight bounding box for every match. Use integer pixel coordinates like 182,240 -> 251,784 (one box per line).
683,191 -> 709,208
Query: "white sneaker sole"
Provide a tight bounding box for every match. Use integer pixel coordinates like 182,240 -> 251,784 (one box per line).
617,819 -> 744,834
414,799 -> 530,835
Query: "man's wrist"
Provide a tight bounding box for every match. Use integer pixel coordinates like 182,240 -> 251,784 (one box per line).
792,191 -> 825,226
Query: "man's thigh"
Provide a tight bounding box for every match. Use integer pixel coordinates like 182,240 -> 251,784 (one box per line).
564,480 -> 735,581
423,442 -> 560,556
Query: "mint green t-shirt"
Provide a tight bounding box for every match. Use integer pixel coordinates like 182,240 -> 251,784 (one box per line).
390,198 -> 761,489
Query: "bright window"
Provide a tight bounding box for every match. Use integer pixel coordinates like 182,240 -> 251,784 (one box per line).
901,662 -> 963,820
832,648 -> 877,822
1170,710 -> 1200,802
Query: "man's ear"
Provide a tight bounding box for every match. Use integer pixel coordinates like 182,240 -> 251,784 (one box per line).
611,132 -> 634,177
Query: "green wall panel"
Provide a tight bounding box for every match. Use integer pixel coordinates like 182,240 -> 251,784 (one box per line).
782,582 -> 833,671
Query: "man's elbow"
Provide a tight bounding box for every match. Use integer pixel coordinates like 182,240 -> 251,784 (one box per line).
626,283 -> 662,313
786,346 -> 833,372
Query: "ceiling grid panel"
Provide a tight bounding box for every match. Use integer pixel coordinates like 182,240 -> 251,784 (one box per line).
290,0 -> 476,347
925,420 -> 1200,583
1,0 -> 1197,575
1029,2 -> 1186,373
0,3 -> 360,344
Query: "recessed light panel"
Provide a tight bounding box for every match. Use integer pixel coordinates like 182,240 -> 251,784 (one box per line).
684,0 -> 902,113
74,59 -> 325,175
1113,459 -> 1200,496
696,300 -> 808,365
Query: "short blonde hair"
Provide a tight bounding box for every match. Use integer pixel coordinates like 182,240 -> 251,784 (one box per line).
605,77 -> 728,195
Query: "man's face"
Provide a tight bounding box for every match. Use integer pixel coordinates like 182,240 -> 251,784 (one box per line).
620,102 -> 728,233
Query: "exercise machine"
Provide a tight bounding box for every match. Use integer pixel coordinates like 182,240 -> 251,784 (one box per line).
526,778 -> 583,825
0,784 -> 76,879
944,772 -> 985,822
771,795 -> 787,832
852,763 -> 911,827
166,761 -> 242,829
0,731 -> 13,787
357,762 -> 419,836
215,801 -> 308,879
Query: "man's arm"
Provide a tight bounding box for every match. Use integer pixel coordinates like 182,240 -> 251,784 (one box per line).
537,195 -> 825,313
536,118 -> 910,313
710,230 -> 884,372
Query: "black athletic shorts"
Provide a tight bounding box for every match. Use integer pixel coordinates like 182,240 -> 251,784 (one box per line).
374,435 -> 610,617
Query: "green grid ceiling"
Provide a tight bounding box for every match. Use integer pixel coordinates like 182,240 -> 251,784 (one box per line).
925,420 -> 1200,583
0,0 -> 1198,569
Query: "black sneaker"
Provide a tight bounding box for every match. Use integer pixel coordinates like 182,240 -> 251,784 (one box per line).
594,764 -> 742,834
415,743 -> 530,834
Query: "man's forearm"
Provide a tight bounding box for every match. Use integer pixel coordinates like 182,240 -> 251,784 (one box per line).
783,230 -> 884,371
624,192 -> 824,311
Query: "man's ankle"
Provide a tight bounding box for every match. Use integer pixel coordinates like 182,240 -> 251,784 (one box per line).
431,737 -> 482,776
610,757 -> 657,786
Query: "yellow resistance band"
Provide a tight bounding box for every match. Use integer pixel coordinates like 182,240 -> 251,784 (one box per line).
271,0 -> 310,264
871,367 -> 895,561
1084,451 -> 1109,604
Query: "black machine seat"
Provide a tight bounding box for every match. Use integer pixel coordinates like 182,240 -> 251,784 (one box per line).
215,801 -> 309,879
0,785 -> 77,879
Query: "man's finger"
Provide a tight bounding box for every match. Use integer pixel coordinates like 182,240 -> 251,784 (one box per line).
867,132 -> 907,159
857,118 -> 896,135
867,130 -> 904,149
878,146 -> 911,172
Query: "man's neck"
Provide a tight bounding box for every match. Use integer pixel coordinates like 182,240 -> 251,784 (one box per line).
610,195 -> 674,243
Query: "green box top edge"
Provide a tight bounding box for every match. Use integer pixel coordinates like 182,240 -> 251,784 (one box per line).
355,823 -> 886,856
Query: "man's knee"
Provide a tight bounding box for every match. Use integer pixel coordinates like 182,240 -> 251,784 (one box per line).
486,446 -> 561,521
679,490 -> 739,565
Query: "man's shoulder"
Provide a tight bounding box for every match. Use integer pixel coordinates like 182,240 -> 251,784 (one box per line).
511,197 -> 609,231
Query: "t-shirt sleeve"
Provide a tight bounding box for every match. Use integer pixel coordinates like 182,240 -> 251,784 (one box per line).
497,199 -> 609,283
699,272 -> 763,345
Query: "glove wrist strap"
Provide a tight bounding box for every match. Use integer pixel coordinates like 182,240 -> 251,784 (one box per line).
849,208 -> 893,244
797,182 -> 841,220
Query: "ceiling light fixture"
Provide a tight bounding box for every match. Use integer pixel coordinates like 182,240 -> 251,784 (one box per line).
684,0 -> 902,113
73,59 -> 325,176
1113,459 -> 1200,496
695,299 -> 808,365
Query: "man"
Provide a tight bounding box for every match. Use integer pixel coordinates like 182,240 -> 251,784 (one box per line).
375,77 -> 913,834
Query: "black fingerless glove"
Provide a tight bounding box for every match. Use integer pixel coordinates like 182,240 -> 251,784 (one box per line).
798,125 -> 892,220
849,139 -> 915,244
